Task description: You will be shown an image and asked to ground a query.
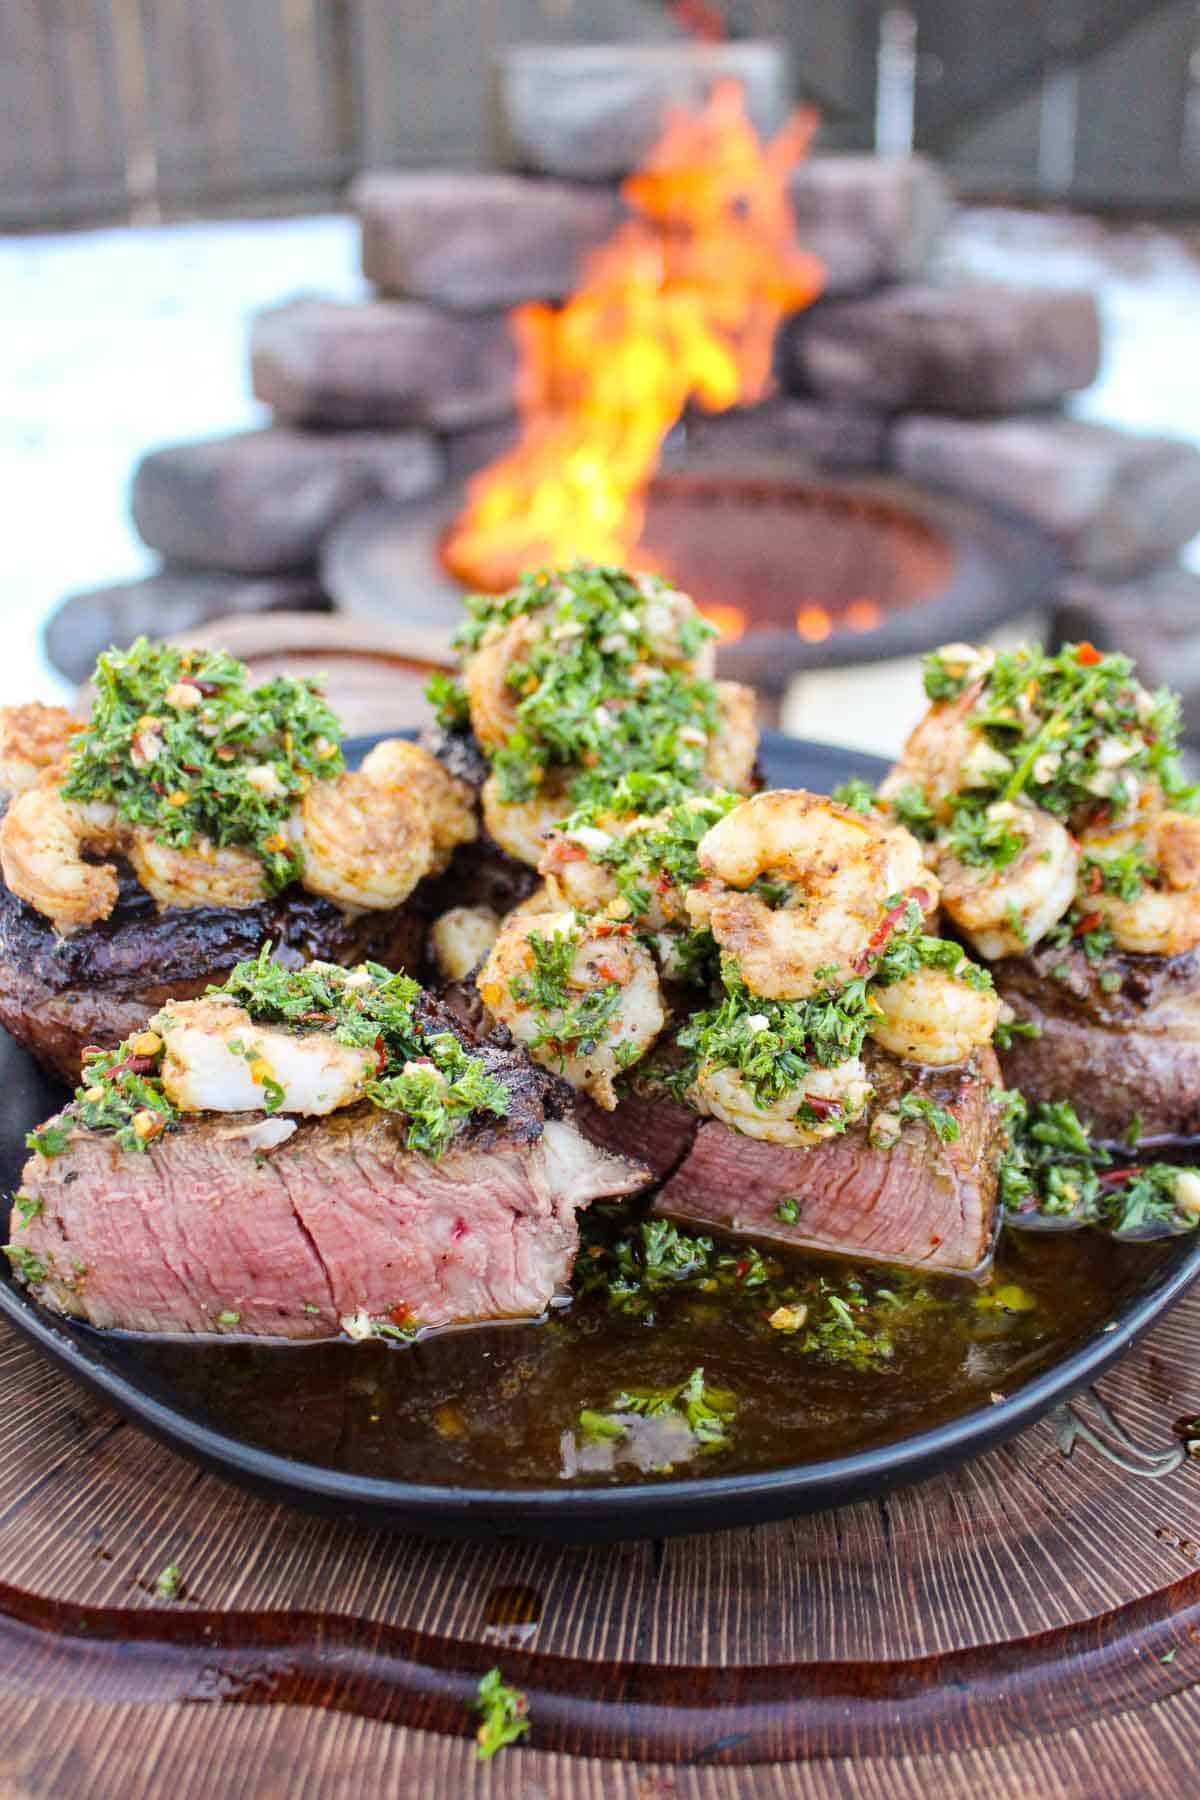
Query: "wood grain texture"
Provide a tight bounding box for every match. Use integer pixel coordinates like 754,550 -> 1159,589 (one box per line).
0,1263 -> 1197,1790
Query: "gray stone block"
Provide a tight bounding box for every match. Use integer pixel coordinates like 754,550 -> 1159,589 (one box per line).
353,171 -> 619,310
130,427 -> 444,574
251,296 -> 515,430
675,398 -> 887,471
45,570 -> 330,686
1052,566 -> 1200,738
498,41 -> 791,180
893,416 -> 1200,578
788,283 -> 1101,414
789,154 -> 952,294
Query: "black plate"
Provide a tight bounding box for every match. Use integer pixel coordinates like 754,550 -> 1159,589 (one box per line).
1,730 -> 1197,1542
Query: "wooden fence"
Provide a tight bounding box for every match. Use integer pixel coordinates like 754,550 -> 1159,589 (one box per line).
1,0 -> 1196,230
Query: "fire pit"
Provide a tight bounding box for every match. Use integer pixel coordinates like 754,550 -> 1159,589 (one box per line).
639,461 -> 1061,692
321,456 -> 1059,697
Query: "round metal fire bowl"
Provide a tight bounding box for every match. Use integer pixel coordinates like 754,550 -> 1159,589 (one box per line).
638,462 -> 1062,694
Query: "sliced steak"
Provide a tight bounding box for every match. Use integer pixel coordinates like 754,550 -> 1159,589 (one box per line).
0,858 -> 426,1085
572,1088 -> 699,1182
654,1047 -> 1004,1276
992,940 -> 1200,1144
12,1054 -> 646,1338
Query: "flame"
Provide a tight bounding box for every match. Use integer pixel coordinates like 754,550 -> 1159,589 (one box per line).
441,79 -> 823,592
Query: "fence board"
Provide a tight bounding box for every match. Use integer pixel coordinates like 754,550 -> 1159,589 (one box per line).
0,0 -> 129,223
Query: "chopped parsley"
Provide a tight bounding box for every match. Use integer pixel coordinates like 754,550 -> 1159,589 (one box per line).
996,1086 -> 1200,1236
775,1196 -> 802,1224
896,1091 -> 961,1144
221,950 -> 509,1159
573,1210 -> 938,1364
831,777 -> 878,816
26,1122 -> 72,1159
578,1366 -> 737,1462
570,788 -> 741,924
19,952 -> 508,1166
917,641 -> 1198,826
665,900 -> 991,1120
4,1244 -> 48,1283
505,922 -> 625,1070
451,564 -> 721,811
61,638 -> 345,892
154,1564 -> 183,1601
942,797 -> 1027,871
1080,844 -> 1156,902
472,1668 -> 530,1760
426,670 -> 470,730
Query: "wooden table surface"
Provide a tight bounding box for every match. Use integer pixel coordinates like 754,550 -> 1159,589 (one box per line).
1,1269 -> 1199,1799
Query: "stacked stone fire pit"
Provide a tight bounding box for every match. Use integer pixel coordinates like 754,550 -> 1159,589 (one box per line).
48,43 -> 1200,734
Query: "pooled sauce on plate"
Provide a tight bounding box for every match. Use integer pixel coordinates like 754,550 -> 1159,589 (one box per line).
84,1223 -> 1177,1487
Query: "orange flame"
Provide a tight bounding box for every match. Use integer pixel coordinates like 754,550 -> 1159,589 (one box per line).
441,79 -> 823,592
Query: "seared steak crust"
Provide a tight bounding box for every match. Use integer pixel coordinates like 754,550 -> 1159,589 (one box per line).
992,940 -> 1200,1144
653,1046 -> 1005,1276
0,855 -> 425,1084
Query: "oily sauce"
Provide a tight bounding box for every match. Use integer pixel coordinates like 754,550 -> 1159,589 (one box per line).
88,1225 -> 1178,1489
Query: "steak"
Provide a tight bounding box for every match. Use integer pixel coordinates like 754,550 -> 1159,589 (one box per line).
0,855 -> 426,1085
653,1046 -> 1005,1276
10,1039 -> 646,1339
992,939 -> 1200,1144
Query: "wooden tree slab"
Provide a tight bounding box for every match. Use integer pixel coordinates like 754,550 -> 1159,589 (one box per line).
0,1267 -> 1198,1795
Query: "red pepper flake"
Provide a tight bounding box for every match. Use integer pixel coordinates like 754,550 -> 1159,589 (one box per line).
735,1258 -> 751,1280
1075,641 -> 1103,666
854,890 -> 923,973
388,1304 -> 410,1326
451,1219 -> 469,1242
593,920 -> 632,938
1074,911 -> 1103,937
1098,1166 -> 1138,1187
929,1234 -> 943,1247
594,959 -> 621,982
548,841 -> 587,865
1086,865 -> 1103,895
372,1033 -> 387,1073
802,1093 -> 843,1120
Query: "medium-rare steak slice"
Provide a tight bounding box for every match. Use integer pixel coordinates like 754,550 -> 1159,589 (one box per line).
0,860 -> 426,1085
654,1046 -> 1004,1276
10,1070 -> 645,1340
991,940 -> 1200,1145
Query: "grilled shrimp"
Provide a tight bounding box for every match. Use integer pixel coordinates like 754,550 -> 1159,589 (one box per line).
637,578 -> 717,680
1080,805 -> 1200,955
685,790 -> 937,1000
0,785 -> 120,933
704,681 -> 758,793
868,964 -> 1000,1066
429,905 -> 501,981
127,833 -> 267,912
937,801 -> 1078,960
359,737 -> 477,871
482,770 -> 572,867
477,909 -> 665,1108
693,1055 -> 873,1147
0,704 -> 84,796
294,770 -> 433,910
157,994 -> 373,1115
540,826 -> 621,915
464,613 -> 544,750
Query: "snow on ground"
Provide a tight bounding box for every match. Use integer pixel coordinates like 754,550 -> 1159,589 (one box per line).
1,215 -> 363,705
3,205 -> 1200,747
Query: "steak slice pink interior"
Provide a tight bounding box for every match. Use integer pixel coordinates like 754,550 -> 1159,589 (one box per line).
14,1105 -> 646,1339
653,1049 -> 1004,1277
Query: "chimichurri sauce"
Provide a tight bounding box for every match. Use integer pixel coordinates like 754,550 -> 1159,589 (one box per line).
97,1225 -> 1179,1488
